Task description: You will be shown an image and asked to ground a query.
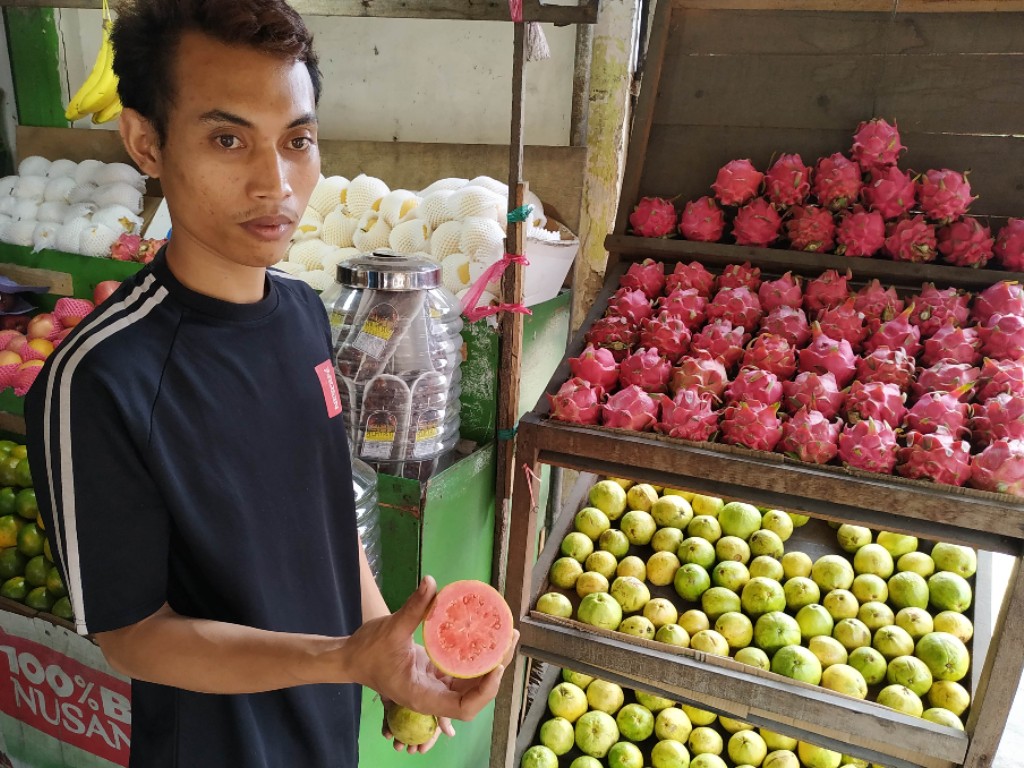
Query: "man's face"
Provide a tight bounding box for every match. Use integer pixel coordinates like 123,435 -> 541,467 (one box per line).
155,31 -> 320,269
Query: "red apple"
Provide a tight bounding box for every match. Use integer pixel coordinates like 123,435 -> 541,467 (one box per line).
27,313 -> 56,340
93,281 -> 121,306
5,334 -> 28,355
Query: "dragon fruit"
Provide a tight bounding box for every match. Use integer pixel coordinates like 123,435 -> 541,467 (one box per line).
706,286 -> 763,330
813,153 -> 864,211
854,280 -> 905,335
758,271 -> 803,312
569,343 -> 620,391
864,306 -> 922,357
640,313 -> 692,363
743,333 -> 797,380
618,347 -> 672,393
897,429 -> 973,487
838,418 -> 900,474
912,361 -> 981,402
670,351 -> 729,399
547,377 -> 605,424
601,384 -> 660,431
885,215 -> 938,263
717,262 -> 762,291
921,322 -> 982,367
918,169 -> 975,224
656,389 -> 720,441
970,438 -> 1024,496
786,206 -> 836,252
976,358 -> 1024,403
726,367 -> 783,407
606,287 -> 654,326
782,371 -> 846,419
864,167 -> 917,220
978,313 -> 1024,361
679,197 -> 726,242
971,392 -> 1024,448
851,118 -> 906,173
817,297 -> 868,352
585,315 -> 639,361
971,281 -> 1024,326
856,346 -> 917,390
835,207 -> 886,257
629,196 -> 677,238
904,390 -> 972,437
909,283 -> 971,339
666,261 -> 716,297
779,408 -> 842,464
761,305 -> 812,348
720,402 -> 784,452
844,380 -> 907,428
994,218 -> 1024,272
804,269 -> 852,314
798,324 -> 857,387
690,320 -> 750,371
659,288 -> 708,331
765,154 -> 812,208
620,258 -> 666,299
733,199 -> 783,247
937,218 -> 994,268
711,159 -> 764,206
110,232 -> 142,261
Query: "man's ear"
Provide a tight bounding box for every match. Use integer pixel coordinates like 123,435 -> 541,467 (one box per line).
119,107 -> 162,179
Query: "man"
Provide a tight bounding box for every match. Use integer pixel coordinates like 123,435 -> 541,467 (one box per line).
25,1 -> 514,765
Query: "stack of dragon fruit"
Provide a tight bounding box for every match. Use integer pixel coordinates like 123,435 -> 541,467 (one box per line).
548,259 -> 1024,497
628,118 -> 1024,271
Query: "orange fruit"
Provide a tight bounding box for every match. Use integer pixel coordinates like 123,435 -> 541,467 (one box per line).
0,515 -> 20,548
26,338 -> 53,357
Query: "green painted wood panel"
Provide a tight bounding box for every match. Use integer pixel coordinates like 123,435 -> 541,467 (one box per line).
3,7 -> 66,128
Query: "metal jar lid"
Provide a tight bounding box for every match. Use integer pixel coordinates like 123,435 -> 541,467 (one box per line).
336,249 -> 440,291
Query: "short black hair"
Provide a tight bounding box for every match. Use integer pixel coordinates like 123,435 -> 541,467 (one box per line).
111,0 -> 322,144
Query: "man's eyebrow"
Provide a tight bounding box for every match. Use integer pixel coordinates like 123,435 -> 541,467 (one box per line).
197,110 -> 317,130
287,112 -> 318,129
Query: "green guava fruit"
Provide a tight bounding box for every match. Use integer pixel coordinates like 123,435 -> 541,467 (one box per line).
886,655 -> 933,696
574,710 -> 619,758
385,704 -> 438,746
652,494 -> 694,529
771,645 -> 823,685
847,646 -> 887,685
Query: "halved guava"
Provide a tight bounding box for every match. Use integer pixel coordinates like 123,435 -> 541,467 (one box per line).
422,579 -> 514,679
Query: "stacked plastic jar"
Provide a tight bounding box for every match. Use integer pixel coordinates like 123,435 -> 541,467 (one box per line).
351,456 -> 382,587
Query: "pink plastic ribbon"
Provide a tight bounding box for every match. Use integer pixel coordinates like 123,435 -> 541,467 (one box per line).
508,0 -> 524,22
462,252 -> 533,322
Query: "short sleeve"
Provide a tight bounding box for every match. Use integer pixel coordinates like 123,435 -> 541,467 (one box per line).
26,362 -> 169,636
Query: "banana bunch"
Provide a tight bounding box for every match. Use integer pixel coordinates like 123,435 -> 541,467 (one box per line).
65,19 -> 122,124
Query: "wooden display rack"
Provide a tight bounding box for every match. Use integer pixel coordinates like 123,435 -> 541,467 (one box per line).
492,2 -> 1024,767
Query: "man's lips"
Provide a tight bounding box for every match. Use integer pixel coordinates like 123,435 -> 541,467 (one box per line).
241,215 -> 295,241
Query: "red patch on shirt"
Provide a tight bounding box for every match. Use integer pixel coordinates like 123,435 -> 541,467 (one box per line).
315,360 -> 342,418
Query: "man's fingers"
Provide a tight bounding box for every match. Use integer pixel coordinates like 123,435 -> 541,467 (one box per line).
439,716 -> 456,738
391,576 -> 437,636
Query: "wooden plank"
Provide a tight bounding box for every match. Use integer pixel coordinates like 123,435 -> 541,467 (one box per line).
529,470 -> 595,590
0,411 -> 26,436
670,0 -> 1024,11
0,262 -> 73,296
3,8 -> 65,128
17,124 -> 132,164
512,662 -> 561,763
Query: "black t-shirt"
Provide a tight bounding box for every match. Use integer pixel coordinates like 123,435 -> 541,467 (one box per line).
25,253 -> 363,767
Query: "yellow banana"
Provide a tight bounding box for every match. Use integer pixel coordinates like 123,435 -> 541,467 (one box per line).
92,95 -> 122,124
76,28 -> 119,117
65,20 -> 112,122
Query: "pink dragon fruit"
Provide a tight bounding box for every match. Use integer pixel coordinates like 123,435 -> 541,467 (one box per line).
897,429 -> 973,487
864,167 -> 917,220
666,261 -> 716,297
547,377 -> 605,424
817,297 -> 868,352
812,153 -> 864,211
937,217 -> 994,268
619,258 -> 666,298
711,159 -> 764,206
758,271 -> 803,312
835,207 -> 886,257
764,154 -> 812,208
585,315 -> 639,361
909,283 -> 971,338
618,347 -> 672,393
679,197 -> 726,242
779,408 -> 842,464
976,357 -> 1024,403
918,169 -> 975,224
885,216 -> 938,263
904,390 -> 972,437
971,392 -> 1024,447
970,438 -> 1024,496
978,313 -> 1024,361
606,286 -> 654,326
782,371 -> 846,419
851,118 -> 906,173
864,306 -> 922,357
921,322 -> 982,367
854,280 -> 905,335
629,196 -> 677,238
786,206 -> 836,252
798,324 -> 858,386
659,288 -> 707,331
718,262 -> 762,291
110,232 -> 142,261
640,313 -> 692,363
912,361 -> 981,402
726,366 -> 783,407
804,269 -> 853,314
656,389 -> 720,441
844,380 -> 907,428
706,286 -> 763,330
690,320 -> 750,371
720,402 -> 784,452
601,384 -> 660,431
670,351 -> 729,399
569,343 -> 620,391
743,333 -> 797,380
733,199 -> 783,247
856,346 -> 917,390
994,218 -> 1024,272
971,281 -> 1024,326
838,418 -> 900,474
761,305 -> 812,347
